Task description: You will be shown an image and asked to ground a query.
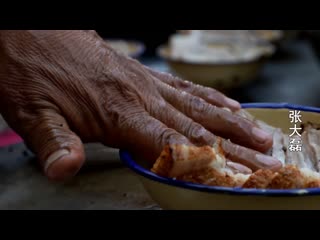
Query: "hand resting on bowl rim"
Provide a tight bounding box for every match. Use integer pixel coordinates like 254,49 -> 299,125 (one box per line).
0,30 -> 281,181
152,110 -> 320,189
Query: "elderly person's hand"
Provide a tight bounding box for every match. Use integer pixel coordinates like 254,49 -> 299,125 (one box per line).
0,30 -> 281,181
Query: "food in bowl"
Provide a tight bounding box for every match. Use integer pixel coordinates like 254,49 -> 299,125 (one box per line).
120,104 -> 320,209
157,32 -> 274,90
168,32 -> 274,64
175,30 -> 283,45
151,109 -> 320,189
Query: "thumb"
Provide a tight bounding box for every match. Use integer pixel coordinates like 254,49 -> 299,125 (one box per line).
21,110 -> 85,181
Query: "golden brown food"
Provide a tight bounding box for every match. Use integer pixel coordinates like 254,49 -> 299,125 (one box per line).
151,142 -> 320,189
242,169 -> 276,189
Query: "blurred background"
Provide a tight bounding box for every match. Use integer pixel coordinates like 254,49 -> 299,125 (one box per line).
98,30 -> 320,107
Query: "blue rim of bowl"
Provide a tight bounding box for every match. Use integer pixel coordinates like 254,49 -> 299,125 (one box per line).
120,103 -> 320,197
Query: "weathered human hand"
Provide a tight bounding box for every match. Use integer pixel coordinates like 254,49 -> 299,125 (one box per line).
0,30 -> 280,181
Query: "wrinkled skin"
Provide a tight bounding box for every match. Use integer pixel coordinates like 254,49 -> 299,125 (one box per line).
0,30 -> 281,181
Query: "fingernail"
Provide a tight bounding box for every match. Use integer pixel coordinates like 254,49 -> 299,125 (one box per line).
45,149 -> 70,175
225,98 -> 241,110
252,127 -> 272,143
256,154 -> 282,169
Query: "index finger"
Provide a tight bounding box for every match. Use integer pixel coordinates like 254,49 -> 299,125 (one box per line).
146,67 -> 241,111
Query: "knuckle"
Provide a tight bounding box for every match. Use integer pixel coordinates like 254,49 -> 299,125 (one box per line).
239,117 -> 255,130
189,96 -> 203,110
216,109 -> 240,127
159,128 -> 176,144
221,140 -> 236,159
188,95 -> 211,117
158,128 -> 185,146
175,78 -> 193,90
227,113 -> 254,135
188,123 -> 214,144
233,144 -> 242,156
26,118 -> 77,157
